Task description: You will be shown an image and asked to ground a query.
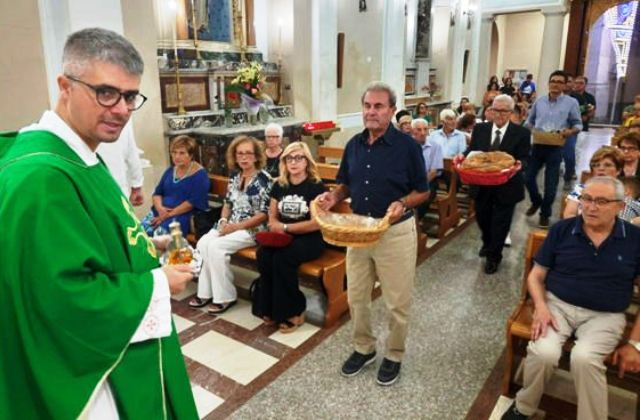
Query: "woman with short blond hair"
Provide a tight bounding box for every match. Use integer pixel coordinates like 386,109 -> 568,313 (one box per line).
255,142 -> 326,333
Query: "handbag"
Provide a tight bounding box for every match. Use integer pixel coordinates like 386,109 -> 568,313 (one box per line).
255,231 -> 293,248
250,277 -> 262,317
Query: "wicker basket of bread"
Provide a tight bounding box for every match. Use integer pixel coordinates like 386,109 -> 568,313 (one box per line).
532,130 -> 566,146
454,151 -> 521,186
310,199 -> 390,248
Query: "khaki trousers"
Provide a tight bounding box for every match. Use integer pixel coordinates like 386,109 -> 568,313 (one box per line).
346,217 -> 417,362
515,292 -> 626,420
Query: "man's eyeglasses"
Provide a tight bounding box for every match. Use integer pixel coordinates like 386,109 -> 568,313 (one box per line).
578,194 -> 622,207
549,79 -> 566,84
284,154 -> 306,163
65,75 -> 147,111
493,108 -> 511,114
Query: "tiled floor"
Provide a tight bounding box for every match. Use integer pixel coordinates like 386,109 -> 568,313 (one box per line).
171,289 -> 330,419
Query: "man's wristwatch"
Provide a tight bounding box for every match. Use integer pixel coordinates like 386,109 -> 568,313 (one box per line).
629,339 -> 640,352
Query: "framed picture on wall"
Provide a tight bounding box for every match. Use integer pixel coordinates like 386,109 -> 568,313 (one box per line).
504,69 -> 528,85
160,75 -> 211,113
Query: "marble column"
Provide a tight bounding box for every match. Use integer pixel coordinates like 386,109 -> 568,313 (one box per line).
445,2 -> 468,103
381,0 -> 407,109
38,0 -> 126,106
310,0 -> 337,120
537,7 -> 568,97
468,14 -> 494,105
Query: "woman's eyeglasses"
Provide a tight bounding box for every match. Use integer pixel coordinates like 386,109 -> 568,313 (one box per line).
589,162 -> 616,169
236,151 -> 255,157
284,155 -> 306,163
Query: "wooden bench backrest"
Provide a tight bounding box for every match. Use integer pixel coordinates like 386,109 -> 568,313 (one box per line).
442,158 -> 457,194
580,170 -> 591,184
317,162 -> 340,182
317,146 -> 344,163
521,230 -> 548,298
209,175 -> 229,198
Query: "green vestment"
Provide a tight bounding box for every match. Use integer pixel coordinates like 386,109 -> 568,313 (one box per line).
0,130 -> 197,419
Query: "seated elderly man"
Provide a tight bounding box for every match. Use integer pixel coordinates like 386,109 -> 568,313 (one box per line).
427,109 -> 467,158
503,176 -> 640,420
411,118 -> 443,219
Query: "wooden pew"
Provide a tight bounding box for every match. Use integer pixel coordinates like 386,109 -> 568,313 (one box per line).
503,230 -> 640,414
316,145 -> 344,163
423,158 -> 461,238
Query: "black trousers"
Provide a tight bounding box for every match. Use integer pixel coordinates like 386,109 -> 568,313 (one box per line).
475,189 -> 516,263
256,233 -> 324,322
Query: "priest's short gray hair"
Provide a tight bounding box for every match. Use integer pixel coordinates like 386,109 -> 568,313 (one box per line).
63,27 -> 144,77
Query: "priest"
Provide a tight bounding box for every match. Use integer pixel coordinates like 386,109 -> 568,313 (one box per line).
0,28 -> 197,419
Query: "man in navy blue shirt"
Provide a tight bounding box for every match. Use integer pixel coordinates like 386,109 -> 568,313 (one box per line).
318,81 -> 428,386
503,177 -> 640,420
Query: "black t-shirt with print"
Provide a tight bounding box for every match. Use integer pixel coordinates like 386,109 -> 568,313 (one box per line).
270,178 -> 326,224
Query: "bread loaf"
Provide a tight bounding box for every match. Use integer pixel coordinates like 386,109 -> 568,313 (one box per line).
460,151 -> 515,172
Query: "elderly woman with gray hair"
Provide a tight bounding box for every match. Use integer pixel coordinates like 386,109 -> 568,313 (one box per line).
264,122 -> 284,177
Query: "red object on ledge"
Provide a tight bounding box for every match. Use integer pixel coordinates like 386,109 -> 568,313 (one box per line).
303,121 -> 336,131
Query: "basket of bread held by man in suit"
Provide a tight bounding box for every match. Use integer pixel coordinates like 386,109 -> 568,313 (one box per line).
454,151 -> 521,186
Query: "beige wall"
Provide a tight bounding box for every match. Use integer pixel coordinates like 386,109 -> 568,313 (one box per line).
0,0 -> 50,130
121,0 -> 169,216
336,1 -> 384,115
497,11 -> 544,81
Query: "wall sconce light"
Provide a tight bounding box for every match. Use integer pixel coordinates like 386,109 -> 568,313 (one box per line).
463,5 -> 477,30
359,0 -> 367,12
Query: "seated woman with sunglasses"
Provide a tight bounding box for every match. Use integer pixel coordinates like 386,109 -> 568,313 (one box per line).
189,136 -> 272,314
563,146 -> 640,221
255,142 -> 326,333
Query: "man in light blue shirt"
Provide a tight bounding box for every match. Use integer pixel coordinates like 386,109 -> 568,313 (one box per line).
428,109 -> 467,158
412,118 -> 444,219
524,70 -> 582,228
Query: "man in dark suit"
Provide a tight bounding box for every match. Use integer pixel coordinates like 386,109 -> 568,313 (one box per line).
467,94 -> 531,274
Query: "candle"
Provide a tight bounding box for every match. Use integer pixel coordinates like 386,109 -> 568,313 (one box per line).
277,19 -> 283,61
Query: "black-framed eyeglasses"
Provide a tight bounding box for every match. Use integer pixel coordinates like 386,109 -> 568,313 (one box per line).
284,154 -> 306,163
578,194 -> 622,207
65,75 -> 147,111
619,146 -> 639,152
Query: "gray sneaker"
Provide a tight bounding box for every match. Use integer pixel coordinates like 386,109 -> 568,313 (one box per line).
341,351 -> 376,377
376,358 -> 401,386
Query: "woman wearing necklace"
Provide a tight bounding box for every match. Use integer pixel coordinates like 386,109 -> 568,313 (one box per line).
190,135 -> 272,314
264,122 -> 284,178
255,142 -> 326,333
141,135 -> 209,235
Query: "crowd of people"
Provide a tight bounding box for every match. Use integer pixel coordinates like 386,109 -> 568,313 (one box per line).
394,71 -> 640,420
2,26 -> 640,420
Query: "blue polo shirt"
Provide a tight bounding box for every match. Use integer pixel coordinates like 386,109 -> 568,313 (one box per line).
336,125 -> 428,218
534,217 -> 640,312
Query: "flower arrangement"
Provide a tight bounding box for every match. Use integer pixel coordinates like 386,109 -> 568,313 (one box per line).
228,61 -> 266,100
